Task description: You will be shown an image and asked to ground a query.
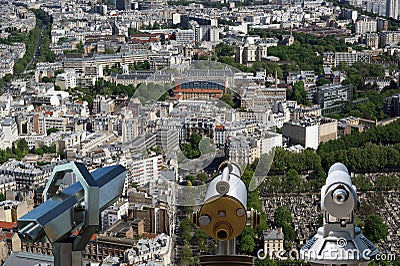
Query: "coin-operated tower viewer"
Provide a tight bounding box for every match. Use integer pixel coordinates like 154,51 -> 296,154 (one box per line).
300,163 -> 379,266
17,162 -> 126,266
192,162 -> 260,265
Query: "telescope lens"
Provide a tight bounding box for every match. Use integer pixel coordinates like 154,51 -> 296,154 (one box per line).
217,230 -> 228,240
332,188 -> 348,204
21,223 -> 44,242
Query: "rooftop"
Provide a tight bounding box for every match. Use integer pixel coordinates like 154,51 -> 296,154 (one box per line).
263,229 -> 284,240
4,252 -> 54,266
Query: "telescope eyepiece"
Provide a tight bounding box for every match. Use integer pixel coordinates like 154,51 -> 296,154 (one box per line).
213,221 -> 233,241
332,188 -> 349,205
216,229 -> 228,240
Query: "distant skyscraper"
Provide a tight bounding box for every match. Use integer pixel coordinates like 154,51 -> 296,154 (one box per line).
115,0 -> 130,11
386,0 -> 398,19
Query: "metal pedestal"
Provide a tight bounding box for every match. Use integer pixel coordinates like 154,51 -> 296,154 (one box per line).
199,255 -> 254,265
54,242 -> 83,266
199,239 -> 255,266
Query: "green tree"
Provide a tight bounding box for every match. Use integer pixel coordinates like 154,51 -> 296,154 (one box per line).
185,175 -> 195,183
128,28 -> 141,36
190,133 -> 201,148
255,258 -> 279,266
220,93 -> 234,107
316,77 -> 331,86
130,61 -> 150,70
215,43 -> 235,57
14,63 -> 25,74
16,139 -> 29,152
152,22 -> 161,29
76,41 -> 84,53
197,173 -> 208,183
34,144 -> 56,155
274,206 -> 293,227
12,139 -> 29,160
47,127 -> 59,136
274,206 -> 296,245
240,234 -> 256,254
284,169 -> 301,192
364,214 -> 388,242
193,229 -> 208,252
0,192 -> 5,201
104,47 -> 115,54
181,243 -> 193,265
282,221 -> 296,242
3,74 -> 12,83
352,175 -> 373,191
317,213 -> 323,227
41,76 -> 54,83
292,81 -> 308,105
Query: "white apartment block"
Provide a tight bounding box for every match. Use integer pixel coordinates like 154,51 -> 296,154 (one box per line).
323,51 -> 371,67
227,132 -> 283,166
174,29 -> 195,45
379,31 -> 400,47
364,33 -> 380,49
355,18 -> 377,34
287,71 -> 316,88
120,110 -> 139,143
235,44 -> 268,65
93,96 -> 115,114
241,86 -> 287,110
259,132 -> 283,154
0,175 -> 16,195
34,115 -> 68,135
55,68 -> 77,90
0,160 -> 52,189
101,199 -> 129,230
0,118 -> 18,149
35,62 -> 63,82
0,43 -> 25,78
228,135 -> 259,166
0,200 -> 28,222
18,134 -> 46,149
386,0 -> 398,19
282,121 -> 319,150
124,155 -> 163,187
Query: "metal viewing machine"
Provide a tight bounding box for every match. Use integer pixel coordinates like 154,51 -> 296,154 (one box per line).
17,162 -> 126,266
192,161 -> 260,265
300,163 -> 379,266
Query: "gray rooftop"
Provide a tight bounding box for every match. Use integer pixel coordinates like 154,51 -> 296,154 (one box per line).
4,252 -> 54,266
263,229 -> 284,240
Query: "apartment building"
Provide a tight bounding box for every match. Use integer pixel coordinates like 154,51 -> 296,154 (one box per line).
323,51 -> 371,67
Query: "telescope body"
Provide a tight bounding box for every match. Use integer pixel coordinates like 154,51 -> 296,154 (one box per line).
193,162 -> 259,265
197,163 -> 248,241
18,163 -> 126,244
300,163 -> 379,265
